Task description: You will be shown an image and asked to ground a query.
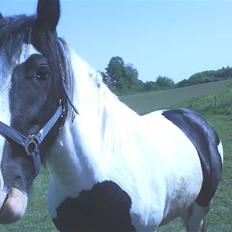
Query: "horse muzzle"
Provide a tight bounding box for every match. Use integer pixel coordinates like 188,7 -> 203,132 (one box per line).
0,187 -> 28,224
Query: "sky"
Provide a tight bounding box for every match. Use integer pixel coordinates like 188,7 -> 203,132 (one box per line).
1,0 -> 232,83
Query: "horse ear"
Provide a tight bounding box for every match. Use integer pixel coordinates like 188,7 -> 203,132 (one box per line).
37,0 -> 60,32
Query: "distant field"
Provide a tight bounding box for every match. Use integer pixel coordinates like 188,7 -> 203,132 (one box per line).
0,80 -> 231,231
120,79 -> 232,114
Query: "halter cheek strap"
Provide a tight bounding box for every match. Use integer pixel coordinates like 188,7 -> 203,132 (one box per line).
0,104 -> 64,176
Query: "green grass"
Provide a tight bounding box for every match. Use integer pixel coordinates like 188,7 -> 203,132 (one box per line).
0,80 -> 232,231
0,169 -> 56,232
172,88 -> 232,116
120,79 -> 232,114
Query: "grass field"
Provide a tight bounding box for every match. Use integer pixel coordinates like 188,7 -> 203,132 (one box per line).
120,79 -> 232,114
0,80 -> 232,231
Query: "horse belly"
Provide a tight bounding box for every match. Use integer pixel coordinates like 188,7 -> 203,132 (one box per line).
141,112 -> 204,226
160,144 -> 203,225
161,173 -> 202,225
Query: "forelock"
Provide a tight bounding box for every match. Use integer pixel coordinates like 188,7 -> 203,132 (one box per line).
0,15 -> 35,66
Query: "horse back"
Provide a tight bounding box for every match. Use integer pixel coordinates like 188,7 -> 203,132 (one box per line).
162,108 -> 223,206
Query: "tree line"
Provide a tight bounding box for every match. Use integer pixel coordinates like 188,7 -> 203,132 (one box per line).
177,66 -> 232,87
101,56 -> 232,95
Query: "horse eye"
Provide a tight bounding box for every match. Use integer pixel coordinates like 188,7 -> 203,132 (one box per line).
36,64 -> 49,80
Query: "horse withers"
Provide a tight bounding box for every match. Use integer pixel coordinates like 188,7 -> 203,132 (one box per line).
0,1 -> 223,231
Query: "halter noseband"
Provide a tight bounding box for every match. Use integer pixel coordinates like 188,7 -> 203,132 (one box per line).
0,102 -> 65,176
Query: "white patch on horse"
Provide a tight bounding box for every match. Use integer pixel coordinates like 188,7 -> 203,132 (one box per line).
0,44 -> 40,192
18,44 -> 41,64
46,46 -> 205,231
218,141 -> 223,162
0,56 -> 11,192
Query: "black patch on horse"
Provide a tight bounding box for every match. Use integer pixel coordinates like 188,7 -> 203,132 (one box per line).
53,181 -> 136,232
162,108 -> 222,206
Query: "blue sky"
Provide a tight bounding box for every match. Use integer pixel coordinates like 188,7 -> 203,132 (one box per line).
1,0 -> 232,82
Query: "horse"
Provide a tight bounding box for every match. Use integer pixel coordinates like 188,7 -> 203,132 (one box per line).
0,0 -> 223,231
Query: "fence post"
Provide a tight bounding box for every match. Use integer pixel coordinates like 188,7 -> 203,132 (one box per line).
214,95 -> 217,113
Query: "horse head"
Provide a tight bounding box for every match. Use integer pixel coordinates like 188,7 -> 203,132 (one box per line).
0,0 -> 70,224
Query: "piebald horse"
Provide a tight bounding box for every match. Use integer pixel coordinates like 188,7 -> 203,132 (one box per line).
0,1 -> 223,231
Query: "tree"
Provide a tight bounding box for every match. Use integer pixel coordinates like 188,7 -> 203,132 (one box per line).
102,57 -> 176,94
176,66 -> 232,88
156,76 -> 175,89
144,81 -> 158,91
104,56 -> 124,86
103,56 -> 143,94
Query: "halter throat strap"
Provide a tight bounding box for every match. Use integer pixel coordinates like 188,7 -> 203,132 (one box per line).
0,103 -> 64,176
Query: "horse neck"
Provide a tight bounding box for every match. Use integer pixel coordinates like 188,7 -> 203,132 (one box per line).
47,50 -> 139,195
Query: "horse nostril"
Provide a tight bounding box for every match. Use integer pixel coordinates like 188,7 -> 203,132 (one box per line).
13,176 -> 23,189
14,176 -> 21,183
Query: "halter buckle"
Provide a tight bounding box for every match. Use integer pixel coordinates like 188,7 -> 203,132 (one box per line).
25,135 -> 39,156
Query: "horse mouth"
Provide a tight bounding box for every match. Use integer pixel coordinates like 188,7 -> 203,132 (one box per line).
0,187 -> 28,224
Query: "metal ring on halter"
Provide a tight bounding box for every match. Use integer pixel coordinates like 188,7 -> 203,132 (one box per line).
25,135 -> 39,156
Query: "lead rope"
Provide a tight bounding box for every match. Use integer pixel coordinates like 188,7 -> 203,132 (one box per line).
62,79 -> 79,115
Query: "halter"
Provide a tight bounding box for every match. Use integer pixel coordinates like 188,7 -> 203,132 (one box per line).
0,102 -> 65,176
